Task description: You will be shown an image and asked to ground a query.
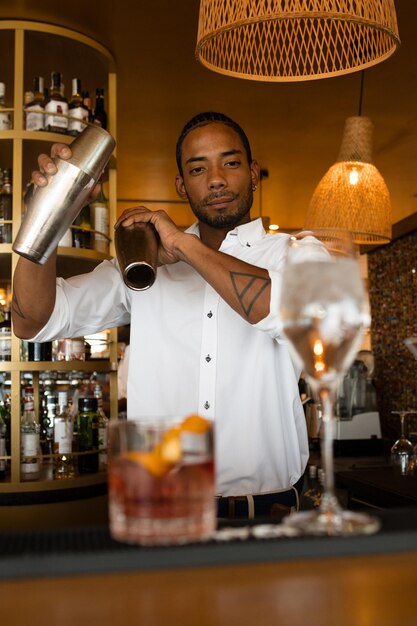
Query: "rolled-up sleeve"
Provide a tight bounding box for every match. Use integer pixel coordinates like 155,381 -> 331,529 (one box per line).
252,268 -> 286,341
31,259 -> 131,342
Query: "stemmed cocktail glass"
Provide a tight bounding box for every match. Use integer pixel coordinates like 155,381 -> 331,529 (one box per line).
390,411 -> 414,476
279,229 -> 381,535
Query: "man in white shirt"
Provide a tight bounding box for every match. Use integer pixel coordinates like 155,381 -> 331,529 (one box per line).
12,112 -> 309,518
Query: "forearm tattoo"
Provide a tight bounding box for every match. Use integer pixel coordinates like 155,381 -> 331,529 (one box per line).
11,293 -> 27,319
230,271 -> 269,317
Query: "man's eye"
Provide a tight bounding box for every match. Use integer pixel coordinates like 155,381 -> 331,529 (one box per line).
225,160 -> 240,167
189,166 -> 204,174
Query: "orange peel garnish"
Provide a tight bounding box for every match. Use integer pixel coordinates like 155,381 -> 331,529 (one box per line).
122,415 -> 211,478
180,414 -> 211,434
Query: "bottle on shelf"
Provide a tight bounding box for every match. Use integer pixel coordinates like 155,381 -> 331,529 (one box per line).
0,82 -> 12,130
41,394 -> 58,457
77,396 -> 99,474
93,88 -> 107,130
44,72 -> 68,134
28,340 -> 53,362
0,402 -> 7,478
0,386 -> 11,466
93,383 -> 109,469
25,76 -> 45,131
20,386 -> 41,481
53,391 -> 76,479
68,78 -> 89,137
0,306 -> 11,362
72,203 -> 92,249
82,91 -> 94,123
0,167 -> 12,244
90,175 -> 109,254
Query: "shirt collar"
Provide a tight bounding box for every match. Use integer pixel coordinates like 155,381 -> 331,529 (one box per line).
185,218 -> 266,247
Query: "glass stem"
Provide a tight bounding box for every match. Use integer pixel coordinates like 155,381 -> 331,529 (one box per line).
318,387 -> 339,512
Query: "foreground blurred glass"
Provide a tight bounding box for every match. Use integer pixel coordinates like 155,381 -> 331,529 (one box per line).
280,229 -> 380,535
108,416 -> 215,545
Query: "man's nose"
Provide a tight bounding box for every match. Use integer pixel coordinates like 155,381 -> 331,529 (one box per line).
208,166 -> 227,190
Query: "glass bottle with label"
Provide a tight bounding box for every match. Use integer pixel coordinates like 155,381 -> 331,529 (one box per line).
44,72 -> 68,134
93,383 -> 109,469
25,76 -> 45,131
91,176 -> 109,254
77,396 -> 99,473
68,78 -> 89,136
0,167 -> 12,244
0,306 -> 11,362
21,386 -> 41,481
53,391 -> 76,479
0,82 -> 12,130
93,88 -> 107,130
41,394 -> 58,457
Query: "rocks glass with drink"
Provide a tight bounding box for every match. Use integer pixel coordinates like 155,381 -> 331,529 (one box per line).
107,415 -> 215,545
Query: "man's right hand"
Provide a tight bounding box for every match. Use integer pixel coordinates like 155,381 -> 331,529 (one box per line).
31,143 -> 101,200
32,143 -> 72,186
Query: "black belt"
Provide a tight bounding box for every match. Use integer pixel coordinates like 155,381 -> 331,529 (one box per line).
217,475 -> 304,519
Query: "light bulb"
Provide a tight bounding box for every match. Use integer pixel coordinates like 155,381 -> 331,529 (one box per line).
348,166 -> 359,186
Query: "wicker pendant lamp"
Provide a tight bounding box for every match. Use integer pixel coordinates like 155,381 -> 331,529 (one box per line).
304,114 -> 392,244
196,0 -> 400,82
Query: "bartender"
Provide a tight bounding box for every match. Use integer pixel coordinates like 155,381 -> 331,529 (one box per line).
12,111 -> 314,518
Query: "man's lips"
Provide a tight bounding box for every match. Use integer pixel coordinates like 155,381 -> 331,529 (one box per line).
206,196 -> 235,208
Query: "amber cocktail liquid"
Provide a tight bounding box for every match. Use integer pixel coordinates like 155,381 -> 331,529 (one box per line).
108,416 -> 215,545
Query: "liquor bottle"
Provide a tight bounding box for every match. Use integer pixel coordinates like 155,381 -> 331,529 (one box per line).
93,383 -> 109,469
82,91 -> 94,123
21,386 -> 41,480
25,76 -> 45,131
28,340 -> 53,361
0,306 -> 11,362
93,88 -> 107,129
0,402 -> 7,478
0,82 -> 12,130
41,394 -> 58,456
0,167 -> 12,244
77,396 -> 99,473
53,391 -> 75,479
68,78 -> 89,136
72,204 -> 92,249
90,176 -> 109,254
0,391 -> 11,465
44,72 -> 69,134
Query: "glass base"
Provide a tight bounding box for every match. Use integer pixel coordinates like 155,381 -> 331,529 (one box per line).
281,508 -> 381,536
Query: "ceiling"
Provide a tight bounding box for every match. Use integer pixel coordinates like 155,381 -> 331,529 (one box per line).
1,1 -> 417,233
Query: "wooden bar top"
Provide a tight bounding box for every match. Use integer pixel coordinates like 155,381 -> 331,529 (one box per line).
1,506 -> 417,624
1,551 -> 417,625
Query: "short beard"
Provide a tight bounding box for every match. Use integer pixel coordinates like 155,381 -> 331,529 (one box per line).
186,183 -> 253,229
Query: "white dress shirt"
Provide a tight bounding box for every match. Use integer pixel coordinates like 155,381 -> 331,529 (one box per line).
32,218 -> 309,496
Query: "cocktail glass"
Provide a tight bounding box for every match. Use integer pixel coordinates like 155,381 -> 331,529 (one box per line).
108,415 -> 215,545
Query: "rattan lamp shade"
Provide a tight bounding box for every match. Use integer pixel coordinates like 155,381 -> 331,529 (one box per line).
304,116 -> 392,244
196,0 -> 400,82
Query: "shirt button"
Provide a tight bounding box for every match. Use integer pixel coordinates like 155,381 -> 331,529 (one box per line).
207,311 -> 213,318
204,401 -> 210,410
205,354 -> 212,362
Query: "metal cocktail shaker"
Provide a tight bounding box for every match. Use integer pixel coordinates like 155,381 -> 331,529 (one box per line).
12,124 -> 115,264
114,221 -> 159,290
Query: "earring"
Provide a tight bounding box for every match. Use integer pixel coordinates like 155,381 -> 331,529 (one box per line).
252,184 -> 257,192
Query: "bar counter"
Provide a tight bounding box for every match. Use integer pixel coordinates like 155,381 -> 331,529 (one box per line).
1,507 -> 417,625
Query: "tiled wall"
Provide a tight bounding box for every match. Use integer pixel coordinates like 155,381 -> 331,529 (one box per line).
367,231 -> 417,440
